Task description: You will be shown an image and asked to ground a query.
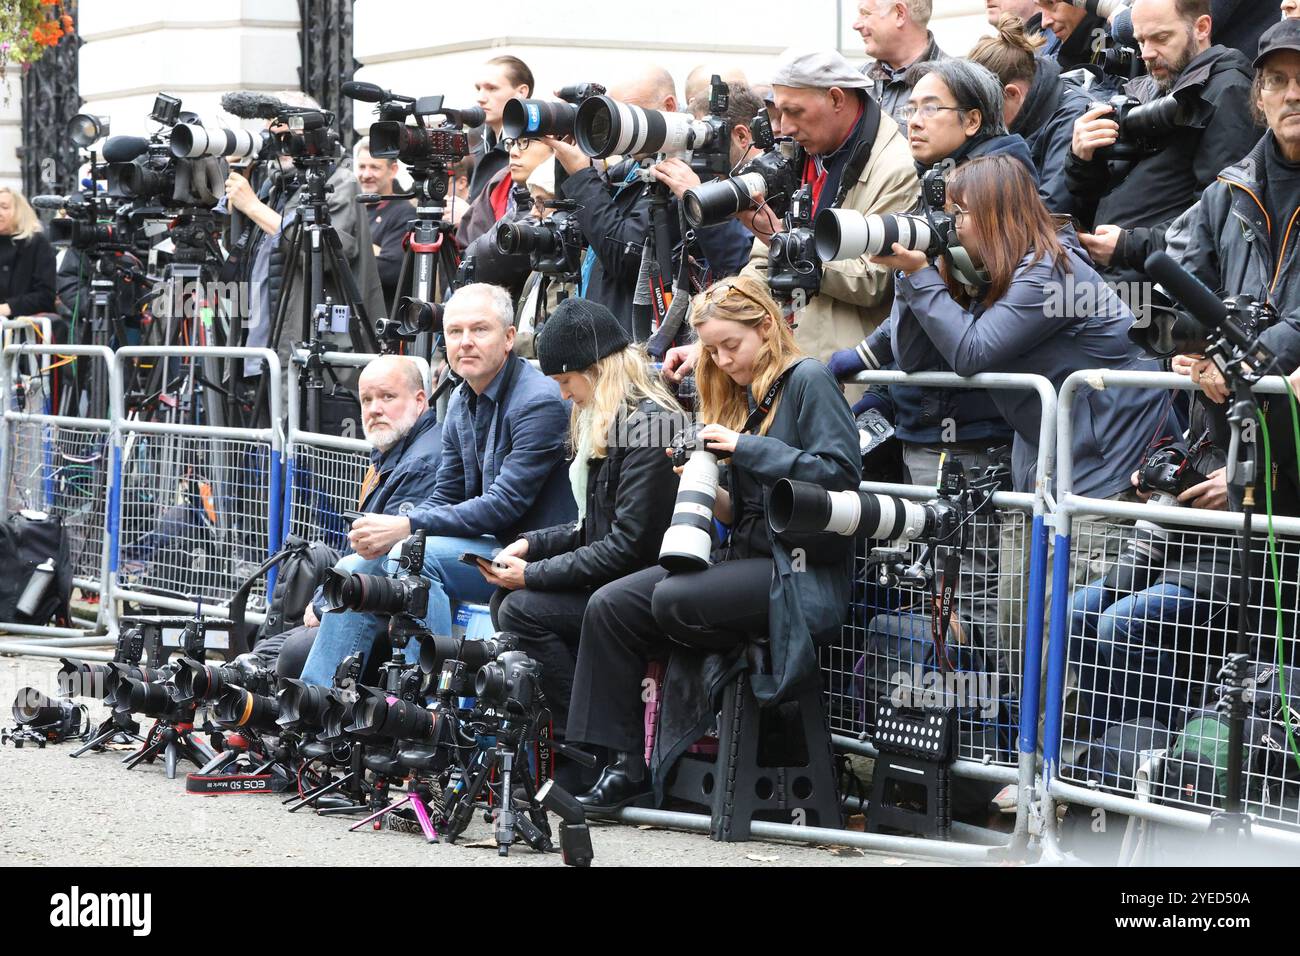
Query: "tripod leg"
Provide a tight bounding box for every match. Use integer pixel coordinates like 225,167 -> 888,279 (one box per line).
284,770 -> 353,811
347,793 -> 411,832
196,749 -> 239,775
410,791 -> 440,843
70,723 -> 129,758
123,734 -> 165,769
164,738 -> 179,779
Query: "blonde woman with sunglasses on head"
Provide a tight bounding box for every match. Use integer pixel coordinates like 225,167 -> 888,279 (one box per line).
563,274 -> 861,814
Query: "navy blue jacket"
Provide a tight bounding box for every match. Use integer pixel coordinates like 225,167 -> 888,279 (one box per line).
892,228 -> 1173,499
407,354 -> 576,543
363,407 -> 444,517
1012,57 -> 1092,215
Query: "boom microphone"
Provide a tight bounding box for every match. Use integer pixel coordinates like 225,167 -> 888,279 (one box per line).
31,195 -> 73,210
220,91 -> 286,121
1143,252 -> 1227,332
101,135 -> 151,163
341,81 -> 387,103
1145,251 -> 1280,375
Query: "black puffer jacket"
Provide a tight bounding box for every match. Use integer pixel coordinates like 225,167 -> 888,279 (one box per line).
1012,56 -> 1093,214
1065,44 -> 1257,270
520,398 -> 681,591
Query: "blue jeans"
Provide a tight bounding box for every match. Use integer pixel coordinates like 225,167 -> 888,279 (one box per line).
298,535 -> 500,687
1068,579 -> 1202,741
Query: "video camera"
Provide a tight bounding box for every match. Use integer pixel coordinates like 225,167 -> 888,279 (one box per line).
346,81 -> 481,169
682,108 -> 804,228
1131,290 -> 1277,360
100,94 -> 230,207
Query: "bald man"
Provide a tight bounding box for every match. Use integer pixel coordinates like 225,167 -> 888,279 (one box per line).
300,355 -> 443,628
684,64 -> 749,106
544,65 -> 692,338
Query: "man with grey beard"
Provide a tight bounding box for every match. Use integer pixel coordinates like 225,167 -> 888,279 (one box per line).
1064,0 -> 1257,284
300,355 -> 443,627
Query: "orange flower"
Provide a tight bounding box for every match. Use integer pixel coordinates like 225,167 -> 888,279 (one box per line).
61,14 -> 73,31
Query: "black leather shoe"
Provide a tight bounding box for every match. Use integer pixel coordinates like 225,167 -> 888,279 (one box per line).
575,762 -> 652,814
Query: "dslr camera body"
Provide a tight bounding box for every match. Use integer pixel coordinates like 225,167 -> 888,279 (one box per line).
322,532 -> 431,650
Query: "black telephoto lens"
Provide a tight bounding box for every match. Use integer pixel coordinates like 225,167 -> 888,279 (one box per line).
502,98 -> 579,140
11,687 -> 70,727
115,675 -> 174,717
322,568 -> 409,615
214,685 -> 281,732
276,679 -> 332,731
170,657 -> 224,704
58,659 -> 111,699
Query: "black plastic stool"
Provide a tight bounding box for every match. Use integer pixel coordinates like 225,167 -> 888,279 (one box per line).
667,671 -> 842,841
866,700 -> 956,840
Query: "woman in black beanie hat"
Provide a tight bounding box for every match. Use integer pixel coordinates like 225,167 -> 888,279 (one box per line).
479,297 -> 684,788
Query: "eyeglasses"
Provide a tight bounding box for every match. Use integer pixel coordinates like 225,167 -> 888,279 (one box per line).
502,137 -> 533,151
946,203 -> 970,228
704,281 -> 771,309
1261,73 -> 1300,94
900,104 -> 967,123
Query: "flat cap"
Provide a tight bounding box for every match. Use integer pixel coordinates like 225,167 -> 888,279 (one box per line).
769,47 -> 874,91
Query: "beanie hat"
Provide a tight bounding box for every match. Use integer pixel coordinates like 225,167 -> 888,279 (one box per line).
535,297 -> 631,375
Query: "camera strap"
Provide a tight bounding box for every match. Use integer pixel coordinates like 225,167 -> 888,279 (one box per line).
930,549 -> 960,674
742,359 -> 807,434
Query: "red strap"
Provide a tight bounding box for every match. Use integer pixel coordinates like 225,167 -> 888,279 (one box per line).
489,174 -> 512,222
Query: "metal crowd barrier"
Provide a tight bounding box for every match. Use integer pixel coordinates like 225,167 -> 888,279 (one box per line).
282,351 -> 432,552
0,343 -> 121,645
110,347 -> 283,625
1043,369 -> 1300,860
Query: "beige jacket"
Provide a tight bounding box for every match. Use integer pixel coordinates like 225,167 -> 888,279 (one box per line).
742,109 -> 918,363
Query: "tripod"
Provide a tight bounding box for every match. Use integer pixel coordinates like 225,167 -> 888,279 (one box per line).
70,710 -> 142,758
374,161 -> 461,363
122,713 -> 218,779
262,159 -> 379,433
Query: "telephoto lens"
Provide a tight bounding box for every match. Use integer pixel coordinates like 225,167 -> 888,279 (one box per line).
1119,94 -> 1183,142
575,97 -> 718,158
768,478 -> 933,542
321,567 -> 410,615
417,633 -> 513,675
103,662 -> 167,710
169,657 -> 229,705
502,98 -> 580,140
320,694 -> 357,741
11,687 -> 78,728
376,296 -> 444,341
276,679 -> 334,732
659,427 -> 722,572
58,659 -> 113,700
495,219 -> 562,256
814,210 -> 938,262
112,672 -> 176,718
169,124 -> 267,160
213,685 -> 281,733
346,686 -> 440,741
683,173 -> 769,228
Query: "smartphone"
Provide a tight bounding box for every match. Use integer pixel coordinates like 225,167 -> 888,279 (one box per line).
459,551 -> 494,569
341,510 -> 364,525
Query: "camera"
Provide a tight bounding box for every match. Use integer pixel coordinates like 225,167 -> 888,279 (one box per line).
1096,93 -> 1185,162
7,686 -> 87,744
658,423 -> 728,572
816,165 -> 952,262
168,653 -> 274,707
170,123 -> 273,162
502,83 -> 606,140
682,110 -> 803,228
475,650 -> 542,715
770,456 -> 1006,588
367,94 -> 479,167
765,184 -> 820,298
1130,292 -> 1276,360
575,93 -> 726,163
494,199 -> 585,278
1101,441 -> 1207,596
375,297 -> 444,343
322,532 -> 430,652
212,683 -> 282,733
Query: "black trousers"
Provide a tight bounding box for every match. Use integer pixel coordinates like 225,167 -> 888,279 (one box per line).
493,587 -> 591,737
567,559 -> 773,753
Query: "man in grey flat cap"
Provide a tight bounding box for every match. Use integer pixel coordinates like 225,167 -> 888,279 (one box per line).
734,47 -> 918,368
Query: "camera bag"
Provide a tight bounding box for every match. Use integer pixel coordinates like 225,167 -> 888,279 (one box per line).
0,511 -> 72,626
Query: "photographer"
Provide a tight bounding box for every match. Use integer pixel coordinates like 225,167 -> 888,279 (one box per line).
480,299 -> 681,778
565,276 -> 860,812
225,92 -> 385,365
1169,18 -> 1300,502
647,82 -> 772,283
881,154 -> 1173,500
354,136 -> 415,314
985,0 -> 1059,52
543,64 -> 683,335
0,188 -> 55,319
852,0 -> 950,129
298,284 -> 574,685
257,354 -> 442,679
468,55 -> 535,200
737,48 -> 918,364
457,136 -> 555,249
1033,1 -> 1107,71
1109,0 -> 1277,65
1066,0 -> 1257,280
969,14 -> 1094,212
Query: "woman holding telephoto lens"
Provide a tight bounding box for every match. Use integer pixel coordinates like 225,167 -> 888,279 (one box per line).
877,153 -> 1172,500
478,297 -> 682,792
561,275 -> 860,813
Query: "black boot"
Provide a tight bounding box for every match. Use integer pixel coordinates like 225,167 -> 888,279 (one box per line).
575,751 -> 651,814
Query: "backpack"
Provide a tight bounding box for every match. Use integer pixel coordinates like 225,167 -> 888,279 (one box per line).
0,512 -> 72,626
228,535 -> 339,655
